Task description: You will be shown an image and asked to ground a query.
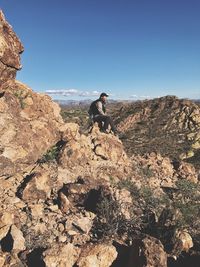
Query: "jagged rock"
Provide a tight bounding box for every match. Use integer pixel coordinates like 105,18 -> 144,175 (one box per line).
130,237 -> 167,267
43,243 -> 80,267
0,252 -> 6,267
142,237 -> 167,267
90,124 -> 128,164
172,230 -> 193,256
0,80 -> 64,178
177,161 -> 198,183
20,163 -> 58,202
132,153 -> 177,191
0,212 -> 14,240
10,225 -> 25,251
0,252 -> 23,267
58,124 -> 131,182
59,178 -> 101,207
77,243 -> 117,267
0,11 -> 24,86
29,203 -> 44,218
58,192 -> 71,213
65,214 -> 94,235
60,122 -> 80,141
57,166 -> 77,185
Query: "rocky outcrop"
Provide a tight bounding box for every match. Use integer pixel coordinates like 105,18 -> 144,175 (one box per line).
58,123 -> 131,182
0,10 -> 199,267
0,11 -> 24,86
0,80 -> 64,178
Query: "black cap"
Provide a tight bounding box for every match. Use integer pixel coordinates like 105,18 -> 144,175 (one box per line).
100,92 -> 109,97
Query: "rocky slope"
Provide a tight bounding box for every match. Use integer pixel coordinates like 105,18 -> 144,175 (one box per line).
0,10 -> 200,267
113,96 -> 200,169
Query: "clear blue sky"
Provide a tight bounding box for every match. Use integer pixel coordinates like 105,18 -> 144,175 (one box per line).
1,0 -> 200,100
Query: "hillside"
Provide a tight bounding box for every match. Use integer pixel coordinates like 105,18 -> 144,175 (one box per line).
112,96 -> 200,170
0,10 -> 200,267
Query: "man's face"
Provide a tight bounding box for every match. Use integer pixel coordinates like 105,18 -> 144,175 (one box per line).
101,96 -> 107,102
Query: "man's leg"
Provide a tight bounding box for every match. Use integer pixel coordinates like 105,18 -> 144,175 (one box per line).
94,115 -> 117,133
104,116 -> 117,133
93,116 -> 104,130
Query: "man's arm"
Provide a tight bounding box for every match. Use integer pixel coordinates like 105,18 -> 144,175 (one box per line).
96,101 -> 106,115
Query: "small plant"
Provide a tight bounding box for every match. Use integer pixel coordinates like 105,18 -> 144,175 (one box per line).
38,141 -> 65,163
41,146 -> 59,162
92,191 -> 138,240
14,90 -> 29,109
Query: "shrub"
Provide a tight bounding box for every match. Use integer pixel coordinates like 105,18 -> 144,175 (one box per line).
38,141 -> 65,163
172,180 -> 200,230
92,191 -> 138,240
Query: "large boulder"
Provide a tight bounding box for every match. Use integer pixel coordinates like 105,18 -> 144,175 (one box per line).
0,80 -> 64,178
43,243 -> 80,267
128,237 -> 167,267
77,243 -> 117,267
58,124 -> 131,182
0,10 -> 24,86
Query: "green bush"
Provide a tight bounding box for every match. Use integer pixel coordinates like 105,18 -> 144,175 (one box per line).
38,142 -> 64,163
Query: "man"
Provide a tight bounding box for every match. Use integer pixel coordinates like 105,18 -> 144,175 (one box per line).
88,92 -> 118,135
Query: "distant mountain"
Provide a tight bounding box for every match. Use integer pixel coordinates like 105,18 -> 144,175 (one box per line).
55,99 -> 133,107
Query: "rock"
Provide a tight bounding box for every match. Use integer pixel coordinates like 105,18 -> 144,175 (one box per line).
58,235 -> 67,243
57,166 -> 77,185
58,124 -> 131,182
43,243 -> 80,267
0,252 -> 6,267
65,213 -> 93,235
172,230 -> 193,256
0,212 -> 14,240
0,252 -> 23,267
72,216 -> 93,234
0,11 -> 24,86
21,163 -> 58,201
10,224 -> 26,251
90,124 -> 128,164
177,161 -> 198,183
129,237 -> 167,267
0,10 -> 200,267
29,203 -> 44,218
177,231 -> 193,252
132,153 -> 177,190
58,192 -> 71,213
60,179 -> 100,207
0,80 -> 64,178
192,141 -> 200,149
77,243 -> 117,267
60,122 -> 80,141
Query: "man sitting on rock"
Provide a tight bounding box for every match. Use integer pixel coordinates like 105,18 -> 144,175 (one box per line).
88,92 -> 118,135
